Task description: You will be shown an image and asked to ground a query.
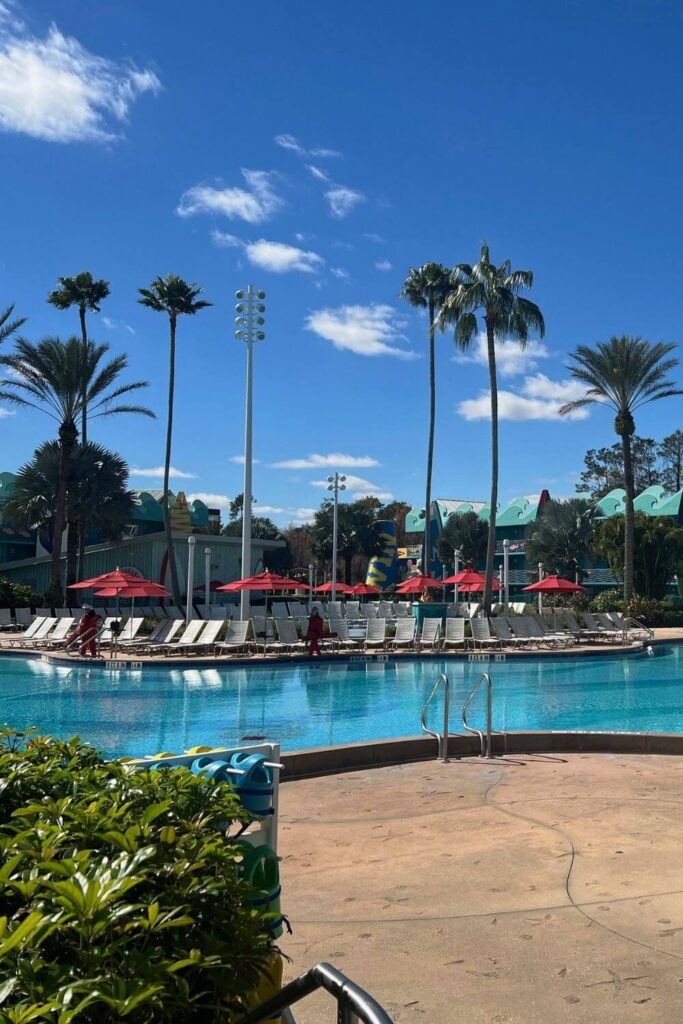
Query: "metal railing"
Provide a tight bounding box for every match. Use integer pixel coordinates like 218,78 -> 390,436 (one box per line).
462,672 -> 493,759
420,672 -> 450,762
235,961 -> 395,1024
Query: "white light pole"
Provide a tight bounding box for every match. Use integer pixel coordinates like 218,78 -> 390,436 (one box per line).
204,547 -> 211,610
503,538 -> 510,613
538,561 -> 544,614
186,536 -> 196,624
308,562 -> 314,595
327,473 -> 346,601
235,284 -> 266,621
453,547 -> 461,607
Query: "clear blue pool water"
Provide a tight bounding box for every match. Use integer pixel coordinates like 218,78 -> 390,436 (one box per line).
0,646 -> 681,758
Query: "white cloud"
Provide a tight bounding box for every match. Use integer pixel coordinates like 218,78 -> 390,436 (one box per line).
325,185 -> 365,219
211,230 -> 242,248
290,507 -> 317,522
363,232 -> 385,243
254,504 -> 284,515
456,376 -> 590,422
0,12 -> 159,143
187,492 -> 231,511
305,303 -> 418,360
307,164 -> 330,181
270,453 -> 380,470
130,466 -> 197,479
177,170 -> 282,224
454,332 -> 550,377
274,133 -> 341,158
330,267 -> 349,280
0,407 -> 14,418
310,474 -> 394,502
375,258 -> 393,272
229,455 -> 260,465
245,239 -> 324,274
102,316 -> 135,334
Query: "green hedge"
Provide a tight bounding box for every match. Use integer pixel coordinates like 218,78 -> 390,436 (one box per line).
0,730 -> 276,1023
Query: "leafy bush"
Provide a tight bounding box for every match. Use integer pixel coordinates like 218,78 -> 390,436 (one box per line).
0,730 -> 276,1023
0,576 -> 41,610
589,590 -> 626,614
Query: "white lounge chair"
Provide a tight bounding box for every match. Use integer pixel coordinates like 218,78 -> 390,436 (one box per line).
360,603 -> 378,619
469,618 -> 501,650
490,617 -> 536,648
328,601 -> 345,620
442,618 -> 466,650
417,618 -> 441,652
607,611 -> 653,641
364,618 -> 387,650
274,618 -> 307,653
271,602 -> 290,619
40,617 -> 76,649
14,608 -> 32,628
345,600 -> 361,619
328,618 -> 363,651
583,612 -> 622,643
164,619 -> 220,656
155,619 -> 205,655
129,618 -> 183,653
9,617 -> 56,648
389,618 -> 416,650
393,602 -> 411,618
214,620 -> 251,655
0,609 -> 14,631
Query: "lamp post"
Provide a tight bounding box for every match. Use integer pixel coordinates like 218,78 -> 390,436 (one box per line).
235,284 -> 266,621
186,536 -> 196,625
327,473 -> 346,601
204,547 -> 211,610
453,547 -> 461,607
538,561 -> 544,615
308,562 -> 314,595
503,538 -> 510,613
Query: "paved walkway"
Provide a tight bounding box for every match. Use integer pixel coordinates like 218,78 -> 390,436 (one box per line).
279,754 -> 683,1022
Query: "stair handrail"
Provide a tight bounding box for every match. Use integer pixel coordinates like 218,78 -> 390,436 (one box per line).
462,672 -> 493,759
420,672 -> 450,762
235,961 -> 395,1024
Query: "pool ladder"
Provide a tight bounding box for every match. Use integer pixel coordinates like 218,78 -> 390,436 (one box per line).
420,672 -> 493,762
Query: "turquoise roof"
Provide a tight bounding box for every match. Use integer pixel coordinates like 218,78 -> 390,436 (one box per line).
495,494 -> 547,528
596,488 -> 626,517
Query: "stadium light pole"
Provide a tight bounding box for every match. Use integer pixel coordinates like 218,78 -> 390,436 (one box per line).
327,473 -> 346,601
235,285 -> 266,621
186,536 -> 195,625
204,547 -> 211,609
503,538 -> 510,613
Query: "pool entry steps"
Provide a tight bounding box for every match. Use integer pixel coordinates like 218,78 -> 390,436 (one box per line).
421,671 -> 494,760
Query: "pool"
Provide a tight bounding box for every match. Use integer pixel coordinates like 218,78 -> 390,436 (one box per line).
0,647 -> 682,759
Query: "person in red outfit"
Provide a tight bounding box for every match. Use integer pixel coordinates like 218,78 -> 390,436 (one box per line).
304,608 -> 326,657
67,605 -> 102,658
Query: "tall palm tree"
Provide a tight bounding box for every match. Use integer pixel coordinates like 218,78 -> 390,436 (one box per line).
440,244 -> 545,613
138,275 -> 212,606
4,441 -> 135,589
47,273 -> 111,444
399,263 -> 451,575
0,337 -> 153,601
0,304 -> 26,346
559,337 -> 681,600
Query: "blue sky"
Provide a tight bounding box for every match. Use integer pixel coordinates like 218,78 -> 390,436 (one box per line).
1,0 -> 682,526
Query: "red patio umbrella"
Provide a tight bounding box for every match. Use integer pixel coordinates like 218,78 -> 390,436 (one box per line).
395,574 -> 443,594
351,582 -> 382,596
313,581 -> 354,594
93,581 -> 170,618
522,575 -> 586,626
522,575 -> 585,593
69,569 -> 145,591
441,569 -> 485,586
217,571 -> 310,592
458,579 -> 503,594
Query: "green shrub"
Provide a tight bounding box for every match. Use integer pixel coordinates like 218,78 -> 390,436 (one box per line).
589,590 -> 626,614
0,730 -> 276,1023
0,576 -> 41,610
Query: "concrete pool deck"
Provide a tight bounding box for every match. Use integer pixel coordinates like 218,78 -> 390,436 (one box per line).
278,754 -> 683,1022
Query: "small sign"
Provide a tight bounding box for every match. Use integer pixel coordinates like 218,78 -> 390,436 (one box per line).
350,655 -> 371,663
376,654 -> 388,662
468,653 -> 489,662
494,654 -> 506,662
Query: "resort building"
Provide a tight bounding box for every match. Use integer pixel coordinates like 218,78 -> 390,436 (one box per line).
0,476 -> 283,595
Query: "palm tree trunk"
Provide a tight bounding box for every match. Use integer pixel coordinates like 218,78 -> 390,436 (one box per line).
163,315 -> 182,605
77,307 -> 88,583
66,519 -> 79,592
51,420 -> 77,603
621,431 -> 635,601
484,318 -> 499,614
423,300 -> 436,576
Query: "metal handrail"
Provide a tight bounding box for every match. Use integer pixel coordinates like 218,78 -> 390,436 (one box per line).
462,672 -> 493,759
623,615 -> 654,641
235,961 -> 395,1024
420,672 -> 450,762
